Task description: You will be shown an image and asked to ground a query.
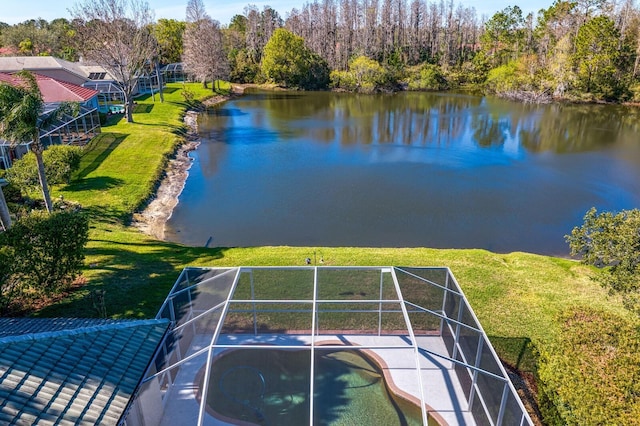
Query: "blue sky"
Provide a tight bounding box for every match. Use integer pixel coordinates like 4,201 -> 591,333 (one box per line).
3,0 -> 552,26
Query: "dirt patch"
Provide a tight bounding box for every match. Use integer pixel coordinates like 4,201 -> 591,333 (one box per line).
504,363 -> 544,426
132,89 -> 243,240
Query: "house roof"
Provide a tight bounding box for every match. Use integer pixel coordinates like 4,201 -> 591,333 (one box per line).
36,75 -> 99,103
0,56 -> 89,81
0,72 -> 99,103
0,318 -> 170,425
0,56 -> 116,83
0,318 -> 123,338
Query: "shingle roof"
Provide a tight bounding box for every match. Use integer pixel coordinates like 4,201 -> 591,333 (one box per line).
0,57 -> 89,81
0,72 -> 99,103
0,56 -> 115,82
0,318 -> 169,425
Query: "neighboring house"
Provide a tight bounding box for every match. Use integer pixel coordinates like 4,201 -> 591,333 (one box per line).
0,56 -> 90,86
0,56 -> 163,113
0,317 -> 170,425
0,72 -> 102,169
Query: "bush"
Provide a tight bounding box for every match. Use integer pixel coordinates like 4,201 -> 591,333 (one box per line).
0,210 -> 89,298
629,83 -> 640,103
485,61 -> 520,93
330,56 -> 393,93
406,63 -> 448,91
537,308 -> 640,425
229,48 -> 260,84
0,246 -> 18,315
6,145 -> 82,191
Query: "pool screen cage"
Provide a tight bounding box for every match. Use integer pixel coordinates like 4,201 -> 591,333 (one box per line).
124,267 -> 533,426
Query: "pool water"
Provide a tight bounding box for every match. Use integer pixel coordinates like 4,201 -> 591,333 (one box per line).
204,348 -> 430,425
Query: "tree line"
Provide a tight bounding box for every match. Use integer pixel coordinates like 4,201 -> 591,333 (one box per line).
2,0 -> 640,100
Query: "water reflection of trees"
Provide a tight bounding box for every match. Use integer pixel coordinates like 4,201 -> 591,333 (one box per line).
198,111 -> 230,178
320,92 -> 483,147
203,91 -> 638,158
518,104 -> 632,153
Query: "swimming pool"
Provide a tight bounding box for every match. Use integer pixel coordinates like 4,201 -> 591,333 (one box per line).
201,347 -> 440,425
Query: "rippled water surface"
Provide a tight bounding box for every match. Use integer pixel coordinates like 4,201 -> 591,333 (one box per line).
165,90 -> 640,255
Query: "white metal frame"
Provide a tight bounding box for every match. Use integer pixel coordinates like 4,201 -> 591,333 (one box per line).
137,266 -> 533,426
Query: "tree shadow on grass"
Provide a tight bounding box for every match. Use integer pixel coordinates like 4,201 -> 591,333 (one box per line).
489,336 -> 536,372
82,205 -> 132,224
490,336 -> 543,424
34,240 -> 228,319
75,133 -> 128,180
133,104 -> 154,114
63,176 -> 125,192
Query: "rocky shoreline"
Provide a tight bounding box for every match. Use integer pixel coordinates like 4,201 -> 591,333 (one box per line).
131,93 -> 234,240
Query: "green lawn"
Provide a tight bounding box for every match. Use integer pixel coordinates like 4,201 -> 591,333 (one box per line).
40,83 -> 633,376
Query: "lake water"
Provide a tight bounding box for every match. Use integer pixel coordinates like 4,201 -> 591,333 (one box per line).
165,90 -> 640,256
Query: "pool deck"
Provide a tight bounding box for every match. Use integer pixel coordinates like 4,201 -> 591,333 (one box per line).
159,333 -> 475,426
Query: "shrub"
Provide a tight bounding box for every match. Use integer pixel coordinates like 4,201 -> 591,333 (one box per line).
45,145 -> 82,183
0,246 -> 18,315
537,307 -> 640,425
330,56 -> 392,93
485,61 -> 520,93
229,49 -> 260,84
406,63 -> 448,91
1,210 -> 89,297
628,82 -> 640,103
6,145 -> 82,191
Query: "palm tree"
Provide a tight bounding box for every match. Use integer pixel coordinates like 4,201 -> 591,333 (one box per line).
0,71 -> 77,213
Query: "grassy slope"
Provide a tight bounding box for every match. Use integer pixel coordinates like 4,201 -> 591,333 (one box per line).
39,83 -> 631,372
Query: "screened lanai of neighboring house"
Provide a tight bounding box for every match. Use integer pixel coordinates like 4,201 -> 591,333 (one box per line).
0,105 -> 100,169
161,63 -> 187,83
83,80 -> 126,112
38,104 -> 101,147
0,72 -> 102,169
124,266 -> 533,426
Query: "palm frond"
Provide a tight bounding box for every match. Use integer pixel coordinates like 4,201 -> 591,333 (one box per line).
38,102 -> 81,130
0,71 -> 79,147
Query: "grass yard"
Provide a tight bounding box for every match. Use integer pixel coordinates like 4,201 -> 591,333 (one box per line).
39,82 -> 634,388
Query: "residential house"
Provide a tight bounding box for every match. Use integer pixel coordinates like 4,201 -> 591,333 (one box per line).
0,72 -> 101,169
0,56 -> 163,113
0,317 -> 169,425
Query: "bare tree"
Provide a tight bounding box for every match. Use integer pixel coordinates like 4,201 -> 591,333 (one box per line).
71,0 -> 157,123
245,5 -> 262,63
408,0 -> 425,64
243,5 -> 283,65
183,0 -> 228,89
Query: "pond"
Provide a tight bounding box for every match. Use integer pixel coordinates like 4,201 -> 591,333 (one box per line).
165,90 -> 640,256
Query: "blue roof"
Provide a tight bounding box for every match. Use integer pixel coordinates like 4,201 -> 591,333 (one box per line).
0,318 -> 169,425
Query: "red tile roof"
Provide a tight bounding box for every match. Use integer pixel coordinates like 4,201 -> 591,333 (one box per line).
0,72 -> 98,103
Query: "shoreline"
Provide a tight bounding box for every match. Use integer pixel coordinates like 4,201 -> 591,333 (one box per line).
131,89 -> 241,240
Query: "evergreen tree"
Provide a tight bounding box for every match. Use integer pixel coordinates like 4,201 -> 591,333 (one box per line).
261,28 -> 329,89
574,16 -> 621,99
